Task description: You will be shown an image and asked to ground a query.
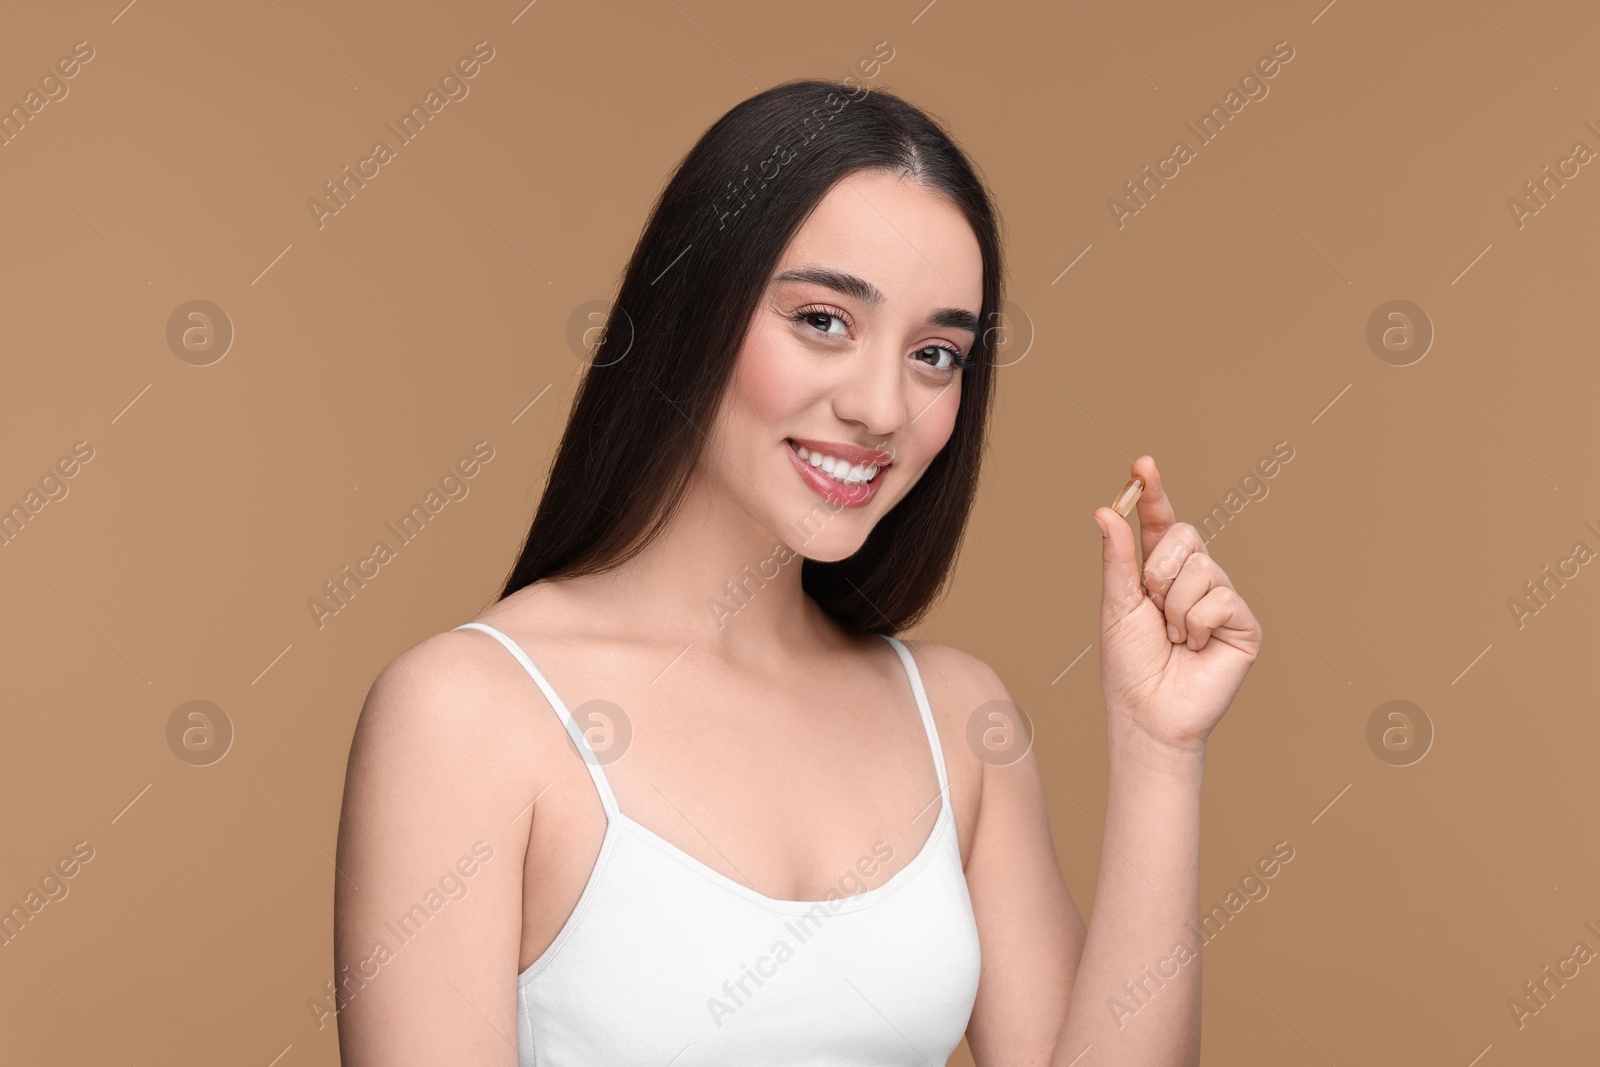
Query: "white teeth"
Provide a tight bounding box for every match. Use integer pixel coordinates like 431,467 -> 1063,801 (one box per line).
792,443 -> 882,486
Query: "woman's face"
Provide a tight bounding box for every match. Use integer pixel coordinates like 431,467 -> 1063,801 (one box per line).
708,168 -> 985,562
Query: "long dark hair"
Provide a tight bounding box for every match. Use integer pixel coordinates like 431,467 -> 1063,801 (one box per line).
497,77 -> 1005,635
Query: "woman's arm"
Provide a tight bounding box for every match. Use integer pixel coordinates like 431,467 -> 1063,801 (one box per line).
956,659 -> 1085,1065
966,456 -> 1259,1066
332,635 -> 533,1066
1049,722 -> 1204,1066
956,669 -> 1203,1067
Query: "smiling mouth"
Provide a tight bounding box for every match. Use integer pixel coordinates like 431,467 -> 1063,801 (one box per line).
785,439 -> 887,486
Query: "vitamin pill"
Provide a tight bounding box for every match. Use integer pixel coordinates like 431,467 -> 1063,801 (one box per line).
1111,476 -> 1144,518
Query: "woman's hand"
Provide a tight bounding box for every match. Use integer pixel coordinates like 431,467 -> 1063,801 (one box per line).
1093,455 -> 1262,760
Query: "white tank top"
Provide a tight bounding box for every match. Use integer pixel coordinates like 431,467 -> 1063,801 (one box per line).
452,621 -> 982,1065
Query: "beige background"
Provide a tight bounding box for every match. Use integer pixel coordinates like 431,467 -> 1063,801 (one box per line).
3,0 -> 1597,1063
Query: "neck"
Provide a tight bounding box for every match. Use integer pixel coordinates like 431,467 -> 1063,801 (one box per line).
545,474 -> 840,661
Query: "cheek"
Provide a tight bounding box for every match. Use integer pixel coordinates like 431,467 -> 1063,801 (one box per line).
912,376 -> 962,452
731,323 -> 813,427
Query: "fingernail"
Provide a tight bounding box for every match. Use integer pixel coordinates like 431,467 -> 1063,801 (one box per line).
1151,593 -> 1165,610
1095,516 -> 1108,538
1167,622 -> 1181,642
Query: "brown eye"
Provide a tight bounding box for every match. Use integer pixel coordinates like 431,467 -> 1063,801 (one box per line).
916,344 -> 968,372
792,306 -> 850,337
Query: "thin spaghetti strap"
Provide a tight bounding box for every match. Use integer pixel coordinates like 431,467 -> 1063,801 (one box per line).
452,621 -> 620,821
878,634 -> 951,804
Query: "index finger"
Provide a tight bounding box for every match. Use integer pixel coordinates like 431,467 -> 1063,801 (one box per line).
1129,454 -> 1177,569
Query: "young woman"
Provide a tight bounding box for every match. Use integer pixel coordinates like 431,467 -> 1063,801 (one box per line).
334,78 -> 1262,1066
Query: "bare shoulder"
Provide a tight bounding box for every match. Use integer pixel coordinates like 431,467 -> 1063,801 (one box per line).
892,637 -> 1031,783
344,626 -> 545,812
895,637 -> 1014,721
335,625 -> 543,1061
353,580 -> 612,791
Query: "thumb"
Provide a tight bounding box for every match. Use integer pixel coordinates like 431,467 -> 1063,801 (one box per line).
1094,506 -> 1144,623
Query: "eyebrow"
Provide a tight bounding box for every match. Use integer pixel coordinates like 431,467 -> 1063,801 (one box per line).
773,266 -> 981,334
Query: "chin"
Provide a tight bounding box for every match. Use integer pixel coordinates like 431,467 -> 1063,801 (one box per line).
766,494 -> 878,561
785,536 -> 868,565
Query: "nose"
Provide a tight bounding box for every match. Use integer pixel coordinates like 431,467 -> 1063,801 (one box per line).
830,338 -> 907,440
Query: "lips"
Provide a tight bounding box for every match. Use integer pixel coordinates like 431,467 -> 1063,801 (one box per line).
784,439 -> 886,508
785,436 -> 895,470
